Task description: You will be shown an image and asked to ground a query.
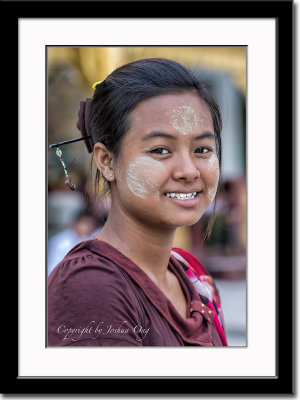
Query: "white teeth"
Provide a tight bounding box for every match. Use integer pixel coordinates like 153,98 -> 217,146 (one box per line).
165,192 -> 197,199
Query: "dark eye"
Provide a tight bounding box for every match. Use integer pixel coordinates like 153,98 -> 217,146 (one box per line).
150,148 -> 170,155
195,147 -> 210,154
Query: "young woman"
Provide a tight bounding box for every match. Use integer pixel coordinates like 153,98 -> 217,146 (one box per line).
48,58 -> 227,346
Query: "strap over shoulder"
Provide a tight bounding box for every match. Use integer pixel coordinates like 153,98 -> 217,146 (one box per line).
172,248 -> 228,346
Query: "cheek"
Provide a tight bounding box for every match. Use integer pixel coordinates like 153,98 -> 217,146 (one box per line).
204,155 -> 220,202
124,157 -> 166,199
207,185 -> 219,203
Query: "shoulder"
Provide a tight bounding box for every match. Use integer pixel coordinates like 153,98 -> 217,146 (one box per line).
171,247 -> 227,345
48,239 -> 132,294
171,247 -> 219,305
48,240 -> 144,346
171,247 -> 209,276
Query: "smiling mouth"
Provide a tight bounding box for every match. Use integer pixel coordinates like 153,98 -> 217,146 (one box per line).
164,191 -> 201,200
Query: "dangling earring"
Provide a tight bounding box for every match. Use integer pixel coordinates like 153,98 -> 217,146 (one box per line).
55,147 -> 76,190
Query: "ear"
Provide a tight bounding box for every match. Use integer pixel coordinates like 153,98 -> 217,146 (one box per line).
93,142 -> 115,182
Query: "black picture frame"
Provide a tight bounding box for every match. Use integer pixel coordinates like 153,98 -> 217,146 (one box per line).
4,0 -> 294,395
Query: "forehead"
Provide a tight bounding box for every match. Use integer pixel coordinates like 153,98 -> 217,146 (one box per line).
128,91 -> 213,131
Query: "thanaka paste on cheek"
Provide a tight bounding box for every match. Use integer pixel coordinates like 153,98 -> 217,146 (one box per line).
206,154 -> 220,203
207,185 -> 218,203
207,153 -> 219,172
125,156 -> 165,199
170,105 -> 204,135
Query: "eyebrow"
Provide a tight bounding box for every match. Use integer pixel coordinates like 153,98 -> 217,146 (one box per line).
141,131 -> 216,141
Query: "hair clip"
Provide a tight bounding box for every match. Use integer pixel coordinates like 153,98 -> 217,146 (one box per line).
55,147 -> 76,190
49,96 -> 93,152
49,94 -> 95,188
49,135 -> 92,149
92,80 -> 103,89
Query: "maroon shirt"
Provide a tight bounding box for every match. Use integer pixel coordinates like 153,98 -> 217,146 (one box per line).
48,239 -> 223,346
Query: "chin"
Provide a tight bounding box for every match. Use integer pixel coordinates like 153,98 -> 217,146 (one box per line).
165,212 -> 204,229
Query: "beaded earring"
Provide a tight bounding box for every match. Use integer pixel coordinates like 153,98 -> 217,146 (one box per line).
55,147 -> 76,190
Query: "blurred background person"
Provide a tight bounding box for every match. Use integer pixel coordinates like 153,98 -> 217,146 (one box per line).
48,191 -> 110,275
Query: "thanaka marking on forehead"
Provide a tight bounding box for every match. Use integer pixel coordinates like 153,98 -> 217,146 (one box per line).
170,105 -> 205,135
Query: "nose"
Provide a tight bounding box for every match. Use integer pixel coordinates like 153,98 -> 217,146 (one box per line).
172,153 -> 200,182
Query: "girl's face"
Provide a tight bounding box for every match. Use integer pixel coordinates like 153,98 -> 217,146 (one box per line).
111,92 -> 220,229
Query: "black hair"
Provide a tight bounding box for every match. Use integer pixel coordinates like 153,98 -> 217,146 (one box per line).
90,57 -> 222,239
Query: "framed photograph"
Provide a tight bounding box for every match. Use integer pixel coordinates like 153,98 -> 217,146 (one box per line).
5,0 -> 294,395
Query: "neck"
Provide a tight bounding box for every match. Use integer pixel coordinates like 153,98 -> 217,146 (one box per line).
94,203 -> 177,284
